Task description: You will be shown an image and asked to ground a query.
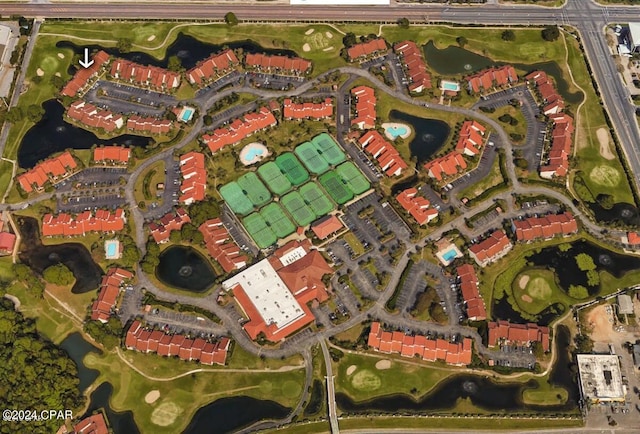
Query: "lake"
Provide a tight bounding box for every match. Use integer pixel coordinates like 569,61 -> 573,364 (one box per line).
60,332 -> 102,393
588,201 -> 640,226
17,216 -> 104,294
18,99 -> 151,169
389,110 -> 450,163
83,382 -> 140,434
156,245 -> 217,293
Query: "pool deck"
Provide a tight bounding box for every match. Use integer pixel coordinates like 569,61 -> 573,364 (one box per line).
435,243 -> 463,266
239,142 -> 270,166
382,122 -> 412,140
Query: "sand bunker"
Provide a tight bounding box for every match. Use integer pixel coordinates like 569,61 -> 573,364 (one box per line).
323,46 -> 334,52
36,68 -> 44,77
302,43 -> 311,52
521,294 -> 533,303
57,53 -> 65,59
305,28 -> 315,35
518,274 -> 530,290
3,294 -> 21,309
375,359 -> 391,370
326,32 -> 333,38
597,128 -> 615,160
145,390 -> 160,404
346,365 -> 356,376
147,35 -> 156,42
55,72 -> 61,77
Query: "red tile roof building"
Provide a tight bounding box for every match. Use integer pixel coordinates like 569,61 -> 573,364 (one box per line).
109,59 -> 180,90
526,70 -> 565,115
283,98 -> 333,120
244,53 -> 311,75
126,115 -> 172,135
311,215 -> 344,240
396,188 -> 438,225
455,120 -> 486,156
358,130 -> 408,177
512,212 -> 578,242
0,232 -> 16,254
125,321 -> 230,365
423,152 -> 467,181
66,101 -> 124,132
350,86 -> 376,130
61,50 -> 110,97
201,107 -> 277,154
539,112 -> 574,179
91,268 -> 134,323
18,151 -> 78,193
73,413 -> 109,434
467,65 -> 518,93
627,232 -> 640,246
367,322 -> 473,366
179,151 -> 207,205
456,264 -> 487,320
468,229 -> 513,267
148,208 -> 190,244
488,320 -> 550,352
93,146 -> 130,165
393,41 -> 432,93
186,49 -> 240,86
347,38 -> 388,62
199,218 -> 248,273
42,209 -> 126,237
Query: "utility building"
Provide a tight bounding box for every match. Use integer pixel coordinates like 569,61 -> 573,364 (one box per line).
577,354 -> 626,405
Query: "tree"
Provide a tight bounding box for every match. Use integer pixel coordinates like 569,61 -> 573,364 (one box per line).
191,230 -> 204,245
342,32 -> 357,48
116,38 -> 133,53
575,253 -> 596,271
203,114 -> 213,126
515,158 -> 529,170
84,317 -> 122,350
122,244 -> 140,264
568,284 -> 589,299
456,36 -> 468,48
42,264 -> 75,286
596,193 -> 615,209
224,12 -> 238,26
397,17 -> 410,29
169,230 -> 182,244
188,199 -> 221,226
541,26 -> 560,42
50,74 -> 66,91
26,104 -> 45,123
587,269 -> 600,287
501,30 -> 516,42
5,107 -> 23,123
167,55 -> 182,72
140,239 -> 161,274
574,333 -> 594,353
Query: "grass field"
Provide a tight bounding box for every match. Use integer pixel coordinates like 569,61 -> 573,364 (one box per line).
341,232 -> 365,257
134,160 -> 165,206
486,105 -> 527,144
511,268 -> 571,316
0,160 -> 14,200
457,151 -> 505,199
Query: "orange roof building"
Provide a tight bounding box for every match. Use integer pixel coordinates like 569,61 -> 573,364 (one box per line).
283,98 -> 333,120
512,212 -> 578,242
347,38 -> 388,62
148,208 -> 190,244
18,151 -> 78,193
61,50 -> 110,97
73,413 -> 109,434
66,100 -> 124,132
627,232 -> 640,246
199,218 -> 248,273
244,53 -> 311,75
526,70 -> 565,115
179,152 -> 207,205
126,115 -> 172,135
201,107 -> 277,154
455,120 -> 486,156
186,49 -> 240,86
358,130 -> 408,177
539,113 -> 574,179
311,215 -> 344,240
0,232 -> 16,254
488,320 -> 550,352
351,86 -> 376,130
423,152 -> 467,181
110,59 -> 180,90
468,229 -> 513,267
42,209 -> 125,237
393,40 -> 432,93
467,65 -> 518,93
456,264 -> 486,320
396,188 -> 438,225
90,268 -> 134,323
93,146 -> 130,165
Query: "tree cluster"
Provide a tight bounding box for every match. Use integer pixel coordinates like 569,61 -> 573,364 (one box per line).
187,198 -> 221,227
541,26 -> 560,42
140,239 -> 160,274
42,264 -> 75,286
12,264 -> 44,298
84,317 -> 122,350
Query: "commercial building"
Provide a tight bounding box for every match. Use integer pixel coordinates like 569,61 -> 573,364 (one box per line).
488,320 -> 550,352
310,214 -> 344,240
468,229 -> 513,267
577,354 -> 626,404
628,23 -> 640,53
617,294 -> 634,315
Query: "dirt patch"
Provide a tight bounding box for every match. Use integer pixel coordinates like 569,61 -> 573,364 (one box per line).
521,294 -> 533,303
596,128 -> 615,161
36,68 -> 44,77
305,28 -> 315,35
375,359 -> 391,370
589,165 -> 621,187
147,35 -> 156,42
145,390 -> 160,404
302,43 -> 311,52
57,53 -> 65,59
586,304 -> 615,343
326,32 -> 333,38
518,274 -> 530,290
150,401 -> 182,427
346,365 -> 356,376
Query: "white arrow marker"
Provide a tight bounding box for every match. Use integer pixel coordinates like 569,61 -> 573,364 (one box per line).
78,48 -> 94,69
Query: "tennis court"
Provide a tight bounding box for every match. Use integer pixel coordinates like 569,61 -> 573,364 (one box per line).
236,172 -> 272,207
295,141 -> 329,175
299,182 -> 334,216
243,213 -> 277,249
257,162 -> 292,196
311,133 -> 346,166
336,161 -> 370,195
260,203 -> 295,238
281,191 -> 316,227
318,171 -> 353,205
275,153 -> 310,186
219,182 -> 255,216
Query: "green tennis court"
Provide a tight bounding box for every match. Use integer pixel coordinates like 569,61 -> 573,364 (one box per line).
257,162 -> 292,195
236,172 -> 272,207
311,133 -> 346,166
318,171 -> 353,205
299,182 -> 334,216
243,213 -> 277,249
295,141 -> 329,175
219,182 -> 254,216
336,161 -> 370,195
281,191 -> 316,227
275,153 -> 309,186
260,203 -> 295,238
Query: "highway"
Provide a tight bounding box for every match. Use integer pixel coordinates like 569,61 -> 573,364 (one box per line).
0,0 -> 639,194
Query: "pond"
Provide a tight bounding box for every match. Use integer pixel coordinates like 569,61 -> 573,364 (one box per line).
156,246 -> 217,293
587,201 -> 640,226
493,297 -> 565,326
389,110 -> 450,164
182,396 -> 291,434
18,99 -> 151,169
58,33 -> 300,71
423,41 -> 583,104
59,332 -> 102,393
336,326 -> 577,415
17,216 -> 103,294
82,382 -> 140,434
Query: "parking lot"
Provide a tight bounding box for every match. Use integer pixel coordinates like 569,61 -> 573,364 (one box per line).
221,204 -> 259,257
141,155 -> 182,221
247,72 -> 306,91
448,134 -> 500,197
144,307 -> 228,337
194,71 -> 244,98
88,81 -> 178,116
56,167 -> 128,213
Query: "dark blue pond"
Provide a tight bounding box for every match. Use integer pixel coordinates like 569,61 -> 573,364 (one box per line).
390,109 -> 450,164
60,332 -> 102,393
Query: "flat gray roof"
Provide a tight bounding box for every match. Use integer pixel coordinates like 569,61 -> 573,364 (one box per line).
577,354 -> 625,403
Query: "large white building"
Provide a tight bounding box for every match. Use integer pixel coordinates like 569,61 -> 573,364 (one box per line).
577,354 -> 626,404
629,23 -> 640,53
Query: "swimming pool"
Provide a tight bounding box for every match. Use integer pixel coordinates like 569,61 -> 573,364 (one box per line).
181,108 -> 194,122
245,147 -> 264,162
441,80 -> 460,92
105,240 -> 119,259
386,126 -> 408,139
442,248 -> 458,263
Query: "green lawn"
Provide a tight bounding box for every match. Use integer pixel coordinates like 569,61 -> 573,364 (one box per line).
486,105 -> 527,144
511,268 -> 574,316
458,151 -> 505,200
134,160 -> 165,205
342,232 -> 365,257
337,416 -> 581,431
0,159 -> 14,200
